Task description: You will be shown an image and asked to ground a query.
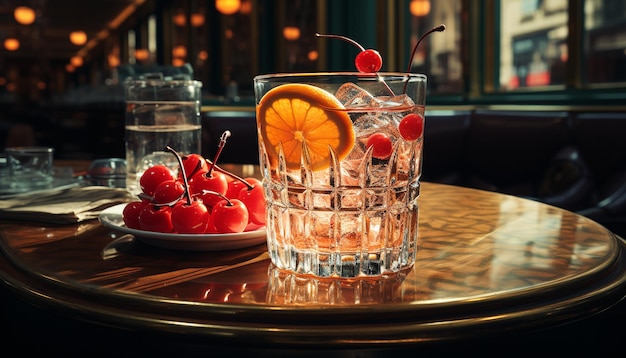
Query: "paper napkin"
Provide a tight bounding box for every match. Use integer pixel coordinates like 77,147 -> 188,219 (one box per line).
0,185 -> 132,224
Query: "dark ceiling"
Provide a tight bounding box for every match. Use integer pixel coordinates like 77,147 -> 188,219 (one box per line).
0,0 -> 142,64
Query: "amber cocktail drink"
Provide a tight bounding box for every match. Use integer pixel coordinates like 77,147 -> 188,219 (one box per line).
254,73 -> 426,277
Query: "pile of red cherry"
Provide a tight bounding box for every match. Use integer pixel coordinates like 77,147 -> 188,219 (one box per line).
122,144 -> 265,234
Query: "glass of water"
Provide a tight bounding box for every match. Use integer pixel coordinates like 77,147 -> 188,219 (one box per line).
124,77 -> 202,196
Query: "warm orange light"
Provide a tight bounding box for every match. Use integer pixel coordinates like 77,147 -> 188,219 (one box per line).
172,45 -> 187,58
239,0 -> 252,14
4,38 -> 20,51
308,50 -> 319,61
197,50 -> 208,61
191,13 -> 205,27
14,6 -> 36,25
71,56 -> 83,67
135,49 -> 149,61
172,58 -> 185,66
215,0 -> 240,15
173,12 -> 186,26
283,26 -> 300,41
65,64 -> 75,73
69,31 -> 87,46
108,54 -> 120,68
410,0 -> 430,17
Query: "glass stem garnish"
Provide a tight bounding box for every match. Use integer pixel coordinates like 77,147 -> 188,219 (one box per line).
403,24 -> 446,94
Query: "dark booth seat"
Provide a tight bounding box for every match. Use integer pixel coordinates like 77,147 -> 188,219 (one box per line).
421,109 -> 626,237
202,110 -> 259,164
570,112 -> 626,237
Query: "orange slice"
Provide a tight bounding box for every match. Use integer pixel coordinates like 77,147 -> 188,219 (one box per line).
256,83 -> 355,171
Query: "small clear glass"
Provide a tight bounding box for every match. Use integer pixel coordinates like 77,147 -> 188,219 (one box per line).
6,146 -> 54,188
124,77 -> 202,196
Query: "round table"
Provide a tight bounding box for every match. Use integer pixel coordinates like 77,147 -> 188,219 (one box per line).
1,179 -> 625,356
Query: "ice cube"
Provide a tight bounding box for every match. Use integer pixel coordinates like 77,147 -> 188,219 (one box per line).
352,113 -> 384,135
335,83 -> 378,108
353,113 -> 401,144
374,94 -> 415,109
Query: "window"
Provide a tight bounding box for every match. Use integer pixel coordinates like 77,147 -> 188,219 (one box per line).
584,0 -> 626,84
125,0 -> 625,106
496,0 -> 626,97
498,0 -> 569,90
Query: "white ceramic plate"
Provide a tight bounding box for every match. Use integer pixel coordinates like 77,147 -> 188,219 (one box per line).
99,203 -> 267,251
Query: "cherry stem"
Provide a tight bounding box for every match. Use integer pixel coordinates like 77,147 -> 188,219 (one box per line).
187,158 -> 204,179
201,189 -> 233,206
214,165 -> 254,191
315,33 -> 365,51
403,24 -> 446,94
166,145 -> 192,205
207,130 -> 231,176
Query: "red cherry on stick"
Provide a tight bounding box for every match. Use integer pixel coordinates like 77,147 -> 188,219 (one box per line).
139,204 -> 174,233
179,153 -> 209,180
226,177 -> 248,199
123,200 -> 149,230
315,33 -> 383,73
166,146 -> 211,234
171,199 -> 210,234
215,166 -> 267,227
189,171 -> 229,208
212,198 -> 249,233
153,179 -> 185,205
355,49 -> 383,73
140,165 -> 175,196
237,177 -> 266,226
190,131 -> 231,208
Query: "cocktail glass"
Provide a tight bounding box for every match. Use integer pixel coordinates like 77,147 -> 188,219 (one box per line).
254,72 -> 426,278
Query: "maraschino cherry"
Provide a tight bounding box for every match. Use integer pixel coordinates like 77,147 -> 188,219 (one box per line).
399,113 -> 424,141
367,133 -> 393,160
188,131 -> 231,208
139,165 -> 175,197
166,145 -> 211,234
215,167 -> 266,227
204,190 -> 249,233
315,33 -> 383,73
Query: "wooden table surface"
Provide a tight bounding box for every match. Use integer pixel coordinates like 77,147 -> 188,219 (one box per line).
1,169 -> 625,356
